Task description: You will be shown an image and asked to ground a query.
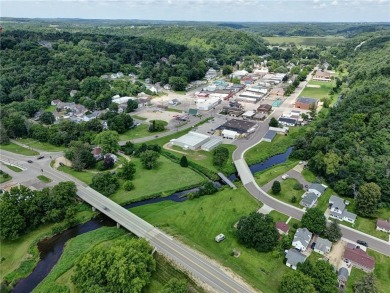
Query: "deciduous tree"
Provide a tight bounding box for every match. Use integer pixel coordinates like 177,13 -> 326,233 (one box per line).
91,172 -> 119,196
279,270 -> 316,293
356,182 -> 381,217
93,131 -> 120,154
325,220 -> 342,242
163,278 -> 187,293
272,180 -> 281,195
353,273 -> 378,293
269,117 -> 279,127
140,150 -> 160,170
301,208 -> 326,234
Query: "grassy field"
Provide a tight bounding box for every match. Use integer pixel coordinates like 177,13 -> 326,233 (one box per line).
267,178 -> 304,208
0,209 -> 94,285
119,123 -> 169,141
301,169 -> 317,182
346,249 -> 390,293
130,186 -> 298,293
244,127 -> 305,166
0,172 -> 12,184
3,163 -> 22,173
264,36 -> 346,47
168,144 -> 237,175
37,175 -> 52,183
254,159 -> 299,186
268,210 -> 289,223
18,138 -> 66,152
34,227 -> 127,292
300,80 -> 336,100
0,143 -> 39,156
59,156 -> 206,205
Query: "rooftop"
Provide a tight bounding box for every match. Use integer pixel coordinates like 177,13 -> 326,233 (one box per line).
264,130 -> 277,141
315,237 -> 332,253
300,192 -> 317,206
171,131 -> 210,147
377,219 -> 390,230
344,246 -> 375,270
297,97 -> 318,104
309,183 -> 327,194
293,228 -> 312,246
285,249 -> 307,267
216,119 -> 256,134
275,222 -> 289,233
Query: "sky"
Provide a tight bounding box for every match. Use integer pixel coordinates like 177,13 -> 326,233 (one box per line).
1,0 -> 390,22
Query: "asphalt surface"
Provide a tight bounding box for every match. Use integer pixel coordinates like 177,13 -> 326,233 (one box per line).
0,151 -> 255,293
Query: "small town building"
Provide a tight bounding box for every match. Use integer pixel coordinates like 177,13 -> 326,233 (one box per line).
257,104 -> 273,114
338,267 -> 349,289
376,219 -> 390,233
313,70 -> 332,82
269,87 -> 285,97
91,146 -> 102,160
171,132 -> 210,150
329,195 -> 357,224
216,119 -> 257,136
200,137 -> 223,152
308,183 -> 327,197
275,222 -> 290,235
263,130 -> 277,142
196,97 -> 221,111
285,249 -> 307,270
314,237 -> 332,255
222,129 -> 239,139
300,192 -> 318,208
295,97 -> 318,110
292,228 -> 312,251
343,244 -> 375,272
242,110 -> 256,119
231,70 -> 248,79
247,86 -> 267,95
237,91 -> 263,103
205,68 -> 218,80
278,117 -> 297,127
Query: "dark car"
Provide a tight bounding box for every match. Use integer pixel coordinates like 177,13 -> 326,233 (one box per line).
27,160 -> 33,163
357,240 -> 368,247
37,155 -> 45,160
310,242 -> 316,249
59,162 -> 65,167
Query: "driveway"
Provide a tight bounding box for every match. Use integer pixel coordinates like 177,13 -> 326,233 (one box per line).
261,169 -> 310,191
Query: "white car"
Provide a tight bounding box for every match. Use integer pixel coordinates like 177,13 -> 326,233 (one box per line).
215,234 -> 225,243
282,174 -> 289,180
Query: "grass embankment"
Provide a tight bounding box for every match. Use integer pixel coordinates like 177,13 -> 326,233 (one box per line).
18,138 -> 65,152
0,172 -> 12,184
131,114 -> 148,121
0,208 -> 95,285
254,159 -> 299,186
0,143 -> 39,156
3,163 -> 22,173
245,127 -> 305,166
130,186 -> 297,293
346,249 -> 390,293
119,123 -> 168,141
37,175 -> 52,183
59,156 -> 205,205
300,80 -> 336,100
264,36 -> 346,47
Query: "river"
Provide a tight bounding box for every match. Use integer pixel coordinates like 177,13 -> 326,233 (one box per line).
12,147 -> 292,293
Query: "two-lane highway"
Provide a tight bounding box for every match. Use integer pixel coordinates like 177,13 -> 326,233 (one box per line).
0,150 -> 256,293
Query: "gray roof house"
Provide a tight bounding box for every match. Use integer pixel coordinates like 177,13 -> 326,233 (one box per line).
308,183 -> 327,196
285,249 -> 307,270
300,192 -> 318,208
314,237 -> 332,255
338,267 -> 349,288
329,195 -> 357,224
292,228 -> 312,251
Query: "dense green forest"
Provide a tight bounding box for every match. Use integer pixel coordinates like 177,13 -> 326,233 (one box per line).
293,32 -> 390,206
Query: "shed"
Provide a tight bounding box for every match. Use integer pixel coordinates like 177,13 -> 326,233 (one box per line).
263,130 -> 277,142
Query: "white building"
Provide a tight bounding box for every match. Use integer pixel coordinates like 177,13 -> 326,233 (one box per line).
231,70 -> 248,79
112,96 -> 136,104
222,129 -> 239,139
292,228 -> 312,251
170,132 -> 210,150
196,97 -> 221,111
201,137 -> 223,152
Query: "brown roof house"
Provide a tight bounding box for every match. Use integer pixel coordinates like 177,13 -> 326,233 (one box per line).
257,104 -> 273,114
295,97 -> 318,110
376,219 -> 390,233
343,244 -> 375,272
269,87 -> 285,97
312,70 -> 332,82
275,222 -> 290,235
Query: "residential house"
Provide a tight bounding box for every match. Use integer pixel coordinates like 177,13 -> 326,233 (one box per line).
285,249 -> 307,270
83,111 -> 100,122
269,87 -> 285,97
278,117 -> 297,127
51,99 -> 61,106
295,97 -> 318,110
231,70 -> 248,79
300,192 -> 318,208
314,237 -> 332,255
241,76 -> 255,85
292,228 -> 312,251
276,222 -> 290,235
329,195 -> 357,224
338,267 -> 349,289
205,68 -> 218,80
376,219 -> 390,233
91,146 -> 103,160
257,104 -> 273,114
104,153 -> 118,163
163,84 -> 171,90
308,183 -> 327,197
118,104 -> 127,114
313,70 -> 332,82
343,244 -> 375,272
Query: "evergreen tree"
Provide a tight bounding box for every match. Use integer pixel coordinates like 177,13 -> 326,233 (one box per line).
180,155 -> 188,167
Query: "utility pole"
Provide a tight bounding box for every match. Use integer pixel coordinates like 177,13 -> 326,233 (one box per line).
352,183 -> 358,200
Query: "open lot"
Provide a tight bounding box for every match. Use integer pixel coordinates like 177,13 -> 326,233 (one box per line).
17,138 -> 66,152
130,186 -> 298,293
0,143 -> 39,156
299,80 -> 335,100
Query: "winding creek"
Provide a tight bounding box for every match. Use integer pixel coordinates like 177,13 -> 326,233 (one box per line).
12,147 -> 293,292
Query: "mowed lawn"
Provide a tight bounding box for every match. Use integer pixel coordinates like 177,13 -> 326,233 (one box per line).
18,138 -> 66,152
59,156 -> 206,205
254,159 -> 299,186
267,178 -> 304,208
130,187 -> 293,293
346,250 -> 390,293
119,124 -> 167,141
300,80 -> 335,100
0,143 -> 39,156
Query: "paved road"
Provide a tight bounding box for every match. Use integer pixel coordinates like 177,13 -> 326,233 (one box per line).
0,151 -> 256,293
232,76 -> 390,257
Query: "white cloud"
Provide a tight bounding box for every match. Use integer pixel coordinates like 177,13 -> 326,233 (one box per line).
331,0 -> 338,5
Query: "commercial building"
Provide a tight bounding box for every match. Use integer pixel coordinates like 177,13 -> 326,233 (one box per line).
170,132 -> 210,150
312,70 -> 332,82
196,96 -> 221,111
201,137 -> 223,151
295,97 -> 318,110
237,91 -> 263,103
216,119 -> 257,136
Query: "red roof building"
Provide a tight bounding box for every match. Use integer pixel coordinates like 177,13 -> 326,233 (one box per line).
343,244 -> 375,272
275,222 -> 290,235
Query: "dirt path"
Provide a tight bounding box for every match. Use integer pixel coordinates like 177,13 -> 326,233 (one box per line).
327,240 -> 346,269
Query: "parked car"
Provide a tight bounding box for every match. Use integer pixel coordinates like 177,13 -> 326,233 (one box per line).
311,242 -> 316,249
215,233 -> 225,243
357,240 -> 368,247
282,174 -> 289,180
59,162 -> 65,167
27,160 -> 33,163
37,155 -> 45,160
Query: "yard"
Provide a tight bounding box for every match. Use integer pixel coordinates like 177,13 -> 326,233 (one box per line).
299,80 -> 336,100
130,186 -> 295,293
58,156 -> 206,205
254,159 -> 299,186
0,143 -> 39,156
118,123 -> 168,141
346,249 -> 390,293
267,178 -> 305,208
18,138 -> 66,152
244,127 -> 306,166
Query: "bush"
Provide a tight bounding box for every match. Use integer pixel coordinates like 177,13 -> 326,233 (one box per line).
2,173 -> 10,179
293,183 -> 303,190
96,161 -> 105,171
291,196 -> 297,203
272,180 -> 281,194
123,181 -> 135,191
